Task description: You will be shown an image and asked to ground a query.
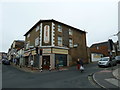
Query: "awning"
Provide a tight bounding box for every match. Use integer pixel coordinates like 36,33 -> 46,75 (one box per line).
24,52 -> 30,57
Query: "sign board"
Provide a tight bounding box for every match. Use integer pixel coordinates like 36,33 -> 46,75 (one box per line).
52,48 -> 68,54
24,52 -> 30,57
44,25 -> 50,43
43,48 -> 51,54
32,50 -> 36,55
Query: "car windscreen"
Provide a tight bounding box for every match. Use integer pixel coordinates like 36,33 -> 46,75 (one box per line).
115,56 -> 120,60
100,58 -> 109,61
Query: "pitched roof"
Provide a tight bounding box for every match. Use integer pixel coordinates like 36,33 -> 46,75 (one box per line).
90,41 -> 109,48
24,19 -> 86,36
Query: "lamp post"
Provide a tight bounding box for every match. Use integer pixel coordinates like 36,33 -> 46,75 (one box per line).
108,34 -> 118,70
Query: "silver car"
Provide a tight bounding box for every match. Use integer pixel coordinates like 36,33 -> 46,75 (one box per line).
98,57 -> 117,67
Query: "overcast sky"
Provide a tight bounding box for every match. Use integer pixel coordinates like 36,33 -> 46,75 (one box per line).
0,0 -> 119,53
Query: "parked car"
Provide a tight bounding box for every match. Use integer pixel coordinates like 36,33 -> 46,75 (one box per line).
2,59 -> 10,65
98,57 -> 117,67
115,56 -> 120,63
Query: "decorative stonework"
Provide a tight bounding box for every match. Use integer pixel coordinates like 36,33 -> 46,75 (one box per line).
40,23 -> 43,46
51,22 -> 55,46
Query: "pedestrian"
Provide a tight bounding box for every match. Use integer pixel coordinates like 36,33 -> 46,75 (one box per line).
76,58 -> 80,70
56,59 -> 59,70
79,58 -> 83,67
30,59 -> 34,70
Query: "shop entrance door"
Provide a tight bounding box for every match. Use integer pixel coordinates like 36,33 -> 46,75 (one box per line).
42,56 -> 50,70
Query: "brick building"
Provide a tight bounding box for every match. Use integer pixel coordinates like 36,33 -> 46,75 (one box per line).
8,40 -> 25,61
90,41 -> 116,62
24,19 -> 88,70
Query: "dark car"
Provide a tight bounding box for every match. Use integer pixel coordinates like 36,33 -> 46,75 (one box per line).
2,59 -> 10,65
115,56 -> 120,63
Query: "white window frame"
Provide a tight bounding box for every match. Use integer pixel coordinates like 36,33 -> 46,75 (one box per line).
26,41 -> 30,49
35,37 -> 39,46
58,36 -> 62,46
69,39 -> 73,47
27,34 -> 30,38
97,46 -> 99,50
36,26 -> 39,32
58,25 -> 62,32
69,29 -> 73,35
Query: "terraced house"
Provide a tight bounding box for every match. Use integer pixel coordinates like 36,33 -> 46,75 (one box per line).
24,19 -> 88,70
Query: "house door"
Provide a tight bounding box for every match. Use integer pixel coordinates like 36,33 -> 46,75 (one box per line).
42,56 -> 50,70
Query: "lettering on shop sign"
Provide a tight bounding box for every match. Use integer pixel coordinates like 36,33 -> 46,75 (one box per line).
44,25 -> 50,43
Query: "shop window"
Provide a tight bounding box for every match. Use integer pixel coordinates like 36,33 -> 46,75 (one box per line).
58,36 -> 62,46
58,25 -> 62,32
69,39 -> 73,47
55,54 -> 67,67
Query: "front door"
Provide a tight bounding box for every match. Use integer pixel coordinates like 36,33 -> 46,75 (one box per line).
42,56 -> 50,70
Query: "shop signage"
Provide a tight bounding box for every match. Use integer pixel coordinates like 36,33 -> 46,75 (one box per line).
44,25 -> 50,43
52,48 -> 68,54
24,52 -> 30,57
32,50 -> 36,55
43,48 -> 51,54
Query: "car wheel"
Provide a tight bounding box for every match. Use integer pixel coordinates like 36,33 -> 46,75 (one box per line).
109,63 -> 111,67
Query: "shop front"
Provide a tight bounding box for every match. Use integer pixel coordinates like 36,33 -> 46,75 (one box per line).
23,52 -> 31,67
31,50 -> 39,68
39,47 -> 69,70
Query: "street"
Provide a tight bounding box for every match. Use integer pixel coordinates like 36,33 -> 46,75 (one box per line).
2,62 -> 106,88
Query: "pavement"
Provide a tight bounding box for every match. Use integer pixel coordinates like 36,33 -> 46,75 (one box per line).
11,63 -> 69,73
93,64 -> 120,89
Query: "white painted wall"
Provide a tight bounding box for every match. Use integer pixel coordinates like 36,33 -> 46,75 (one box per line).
91,53 -> 103,62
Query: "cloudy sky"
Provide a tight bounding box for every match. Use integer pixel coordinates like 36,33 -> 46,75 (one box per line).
0,0 -> 119,52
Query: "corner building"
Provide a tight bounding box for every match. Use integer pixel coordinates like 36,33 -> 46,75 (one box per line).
24,19 -> 88,70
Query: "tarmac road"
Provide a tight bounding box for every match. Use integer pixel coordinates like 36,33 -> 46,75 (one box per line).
2,62 -> 104,88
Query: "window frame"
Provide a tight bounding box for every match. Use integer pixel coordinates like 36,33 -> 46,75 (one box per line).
58,36 -> 62,46
69,38 -> 73,47
58,25 -> 62,32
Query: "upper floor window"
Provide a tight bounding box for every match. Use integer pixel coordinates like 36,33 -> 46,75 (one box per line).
36,26 -> 39,32
97,46 -> 99,50
35,37 -> 39,46
69,39 -> 73,47
58,36 -> 62,46
69,29 -> 73,35
26,41 -> 30,49
58,25 -> 62,32
27,34 -> 30,38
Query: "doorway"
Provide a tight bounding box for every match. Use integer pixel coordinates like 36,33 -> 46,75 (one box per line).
42,56 -> 50,70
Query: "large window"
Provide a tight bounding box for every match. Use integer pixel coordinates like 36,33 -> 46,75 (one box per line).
26,41 -> 30,49
69,39 -> 73,47
58,36 -> 62,46
69,29 -> 73,35
58,25 -> 62,32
